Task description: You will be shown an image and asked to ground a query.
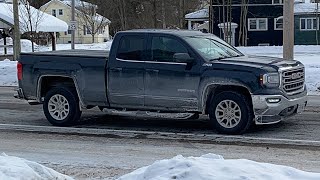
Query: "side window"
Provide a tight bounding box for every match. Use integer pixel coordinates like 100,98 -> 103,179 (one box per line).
151,36 -> 189,62
116,36 -> 145,61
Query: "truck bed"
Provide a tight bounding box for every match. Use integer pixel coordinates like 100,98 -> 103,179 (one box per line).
20,49 -> 109,107
21,50 -> 109,58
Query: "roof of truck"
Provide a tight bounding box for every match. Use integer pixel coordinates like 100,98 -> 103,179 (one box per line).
119,29 -> 209,37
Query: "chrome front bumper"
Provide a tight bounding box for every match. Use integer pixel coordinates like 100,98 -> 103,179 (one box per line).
251,93 -> 308,125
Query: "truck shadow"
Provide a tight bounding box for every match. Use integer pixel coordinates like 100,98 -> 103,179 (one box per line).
76,112 -> 288,135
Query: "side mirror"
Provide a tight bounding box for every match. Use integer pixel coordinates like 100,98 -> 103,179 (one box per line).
173,53 -> 194,64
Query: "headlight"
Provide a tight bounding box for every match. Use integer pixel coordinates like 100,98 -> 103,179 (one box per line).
260,73 -> 280,87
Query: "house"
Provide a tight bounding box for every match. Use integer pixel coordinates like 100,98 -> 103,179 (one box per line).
0,1 -> 68,53
294,0 -> 320,45
211,0 -> 284,46
40,0 -> 111,44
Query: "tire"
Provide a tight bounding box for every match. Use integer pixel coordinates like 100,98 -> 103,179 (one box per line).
208,91 -> 253,135
43,87 -> 82,126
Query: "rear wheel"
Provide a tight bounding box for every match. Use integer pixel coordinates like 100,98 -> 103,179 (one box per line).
208,91 -> 253,135
43,87 -> 82,126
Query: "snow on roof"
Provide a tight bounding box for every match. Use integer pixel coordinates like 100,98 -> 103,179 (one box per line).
119,154 -> 320,180
0,2 -> 68,32
185,8 -> 209,20
295,2 -> 319,14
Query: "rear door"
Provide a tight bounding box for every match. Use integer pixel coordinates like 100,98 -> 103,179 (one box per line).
144,35 -> 200,111
107,34 -> 146,108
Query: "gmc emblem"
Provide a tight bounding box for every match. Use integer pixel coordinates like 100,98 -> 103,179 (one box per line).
291,72 -> 303,80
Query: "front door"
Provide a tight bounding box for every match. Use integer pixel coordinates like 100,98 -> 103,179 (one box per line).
108,35 -> 146,108
144,35 -> 200,111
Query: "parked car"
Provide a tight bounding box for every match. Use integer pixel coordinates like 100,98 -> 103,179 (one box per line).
15,29 -> 308,134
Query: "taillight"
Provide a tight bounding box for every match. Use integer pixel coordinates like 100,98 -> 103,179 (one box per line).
17,62 -> 23,81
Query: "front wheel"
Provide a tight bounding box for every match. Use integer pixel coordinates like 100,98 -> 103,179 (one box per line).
208,91 -> 253,135
43,87 -> 82,126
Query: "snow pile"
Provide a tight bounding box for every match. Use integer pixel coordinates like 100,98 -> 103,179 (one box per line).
0,59 -> 17,86
118,154 -> 320,180
0,38 -> 38,54
0,153 -> 73,180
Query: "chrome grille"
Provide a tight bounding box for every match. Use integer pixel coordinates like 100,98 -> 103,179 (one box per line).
282,68 -> 305,94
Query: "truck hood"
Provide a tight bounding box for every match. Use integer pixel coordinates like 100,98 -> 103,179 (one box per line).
216,55 -> 302,70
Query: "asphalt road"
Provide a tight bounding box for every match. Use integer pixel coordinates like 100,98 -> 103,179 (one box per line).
1,87 -> 320,179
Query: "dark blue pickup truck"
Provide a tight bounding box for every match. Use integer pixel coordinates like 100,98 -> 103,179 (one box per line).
16,29 -> 308,134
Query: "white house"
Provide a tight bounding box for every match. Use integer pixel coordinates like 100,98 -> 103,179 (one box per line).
40,0 -> 111,44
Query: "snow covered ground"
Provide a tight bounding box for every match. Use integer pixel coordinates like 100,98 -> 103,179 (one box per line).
0,153 -> 73,180
118,154 -> 320,180
0,39 -> 319,94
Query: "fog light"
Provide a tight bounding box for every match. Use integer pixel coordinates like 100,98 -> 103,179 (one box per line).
266,98 -> 281,103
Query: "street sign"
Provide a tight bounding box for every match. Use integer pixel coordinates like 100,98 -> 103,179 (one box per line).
69,21 -> 77,30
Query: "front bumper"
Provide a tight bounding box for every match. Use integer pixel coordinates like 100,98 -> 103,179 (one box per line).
251,93 -> 308,125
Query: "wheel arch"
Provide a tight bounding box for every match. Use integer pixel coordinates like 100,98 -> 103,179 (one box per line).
37,75 -> 85,107
202,84 -> 253,114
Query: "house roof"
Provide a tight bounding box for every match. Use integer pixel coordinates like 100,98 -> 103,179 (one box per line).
0,2 -> 68,32
294,2 -> 319,14
185,2 -> 320,20
41,0 -> 111,24
185,9 -> 208,20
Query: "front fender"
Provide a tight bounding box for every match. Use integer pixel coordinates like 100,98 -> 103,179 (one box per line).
199,71 -> 256,113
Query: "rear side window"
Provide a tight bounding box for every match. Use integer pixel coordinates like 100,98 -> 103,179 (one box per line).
116,35 -> 145,61
151,36 -> 189,62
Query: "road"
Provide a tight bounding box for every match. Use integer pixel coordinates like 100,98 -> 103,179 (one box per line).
0,87 -> 320,179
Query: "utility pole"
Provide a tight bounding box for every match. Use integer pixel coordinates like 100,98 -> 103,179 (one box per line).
209,0 -> 213,33
13,0 -> 21,61
283,0 -> 294,60
316,1 -> 319,45
71,0 -> 75,49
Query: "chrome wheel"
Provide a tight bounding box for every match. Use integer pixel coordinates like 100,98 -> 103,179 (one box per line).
215,100 -> 242,129
48,94 -> 70,121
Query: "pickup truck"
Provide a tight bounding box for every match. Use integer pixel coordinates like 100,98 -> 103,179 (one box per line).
16,29 -> 308,134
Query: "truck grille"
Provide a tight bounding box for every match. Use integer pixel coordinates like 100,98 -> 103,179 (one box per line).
282,68 -> 305,94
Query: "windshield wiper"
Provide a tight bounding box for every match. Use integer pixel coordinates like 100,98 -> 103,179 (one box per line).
210,56 -> 231,61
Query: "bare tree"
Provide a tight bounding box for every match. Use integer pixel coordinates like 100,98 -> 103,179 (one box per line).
77,1 -> 110,43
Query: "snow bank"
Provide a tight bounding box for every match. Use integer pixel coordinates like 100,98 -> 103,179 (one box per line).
0,59 -> 17,86
118,154 -> 320,180
0,153 -> 73,180
0,38 -> 38,54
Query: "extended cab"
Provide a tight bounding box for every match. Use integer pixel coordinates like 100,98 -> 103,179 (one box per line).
16,30 -> 308,134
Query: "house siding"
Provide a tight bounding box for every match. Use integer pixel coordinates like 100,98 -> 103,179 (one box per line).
211,2 -> 283,46
294,14 -> 320,45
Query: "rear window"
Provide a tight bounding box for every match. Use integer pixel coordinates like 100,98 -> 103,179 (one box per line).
116,35 -> 145,61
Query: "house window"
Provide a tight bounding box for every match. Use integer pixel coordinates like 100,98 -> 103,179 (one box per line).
274,17 -> 283,30
59,9 -> 63,16
272,0 -> 283,4
83,25 -> 87,35
87,27 -> 92,35
98,27 -> 104,34
300,18 -> 318,31
248,18 -> 268,31
52,9 -> 56,17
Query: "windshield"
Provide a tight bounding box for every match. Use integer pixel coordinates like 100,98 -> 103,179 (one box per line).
184,35 -> 244,61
